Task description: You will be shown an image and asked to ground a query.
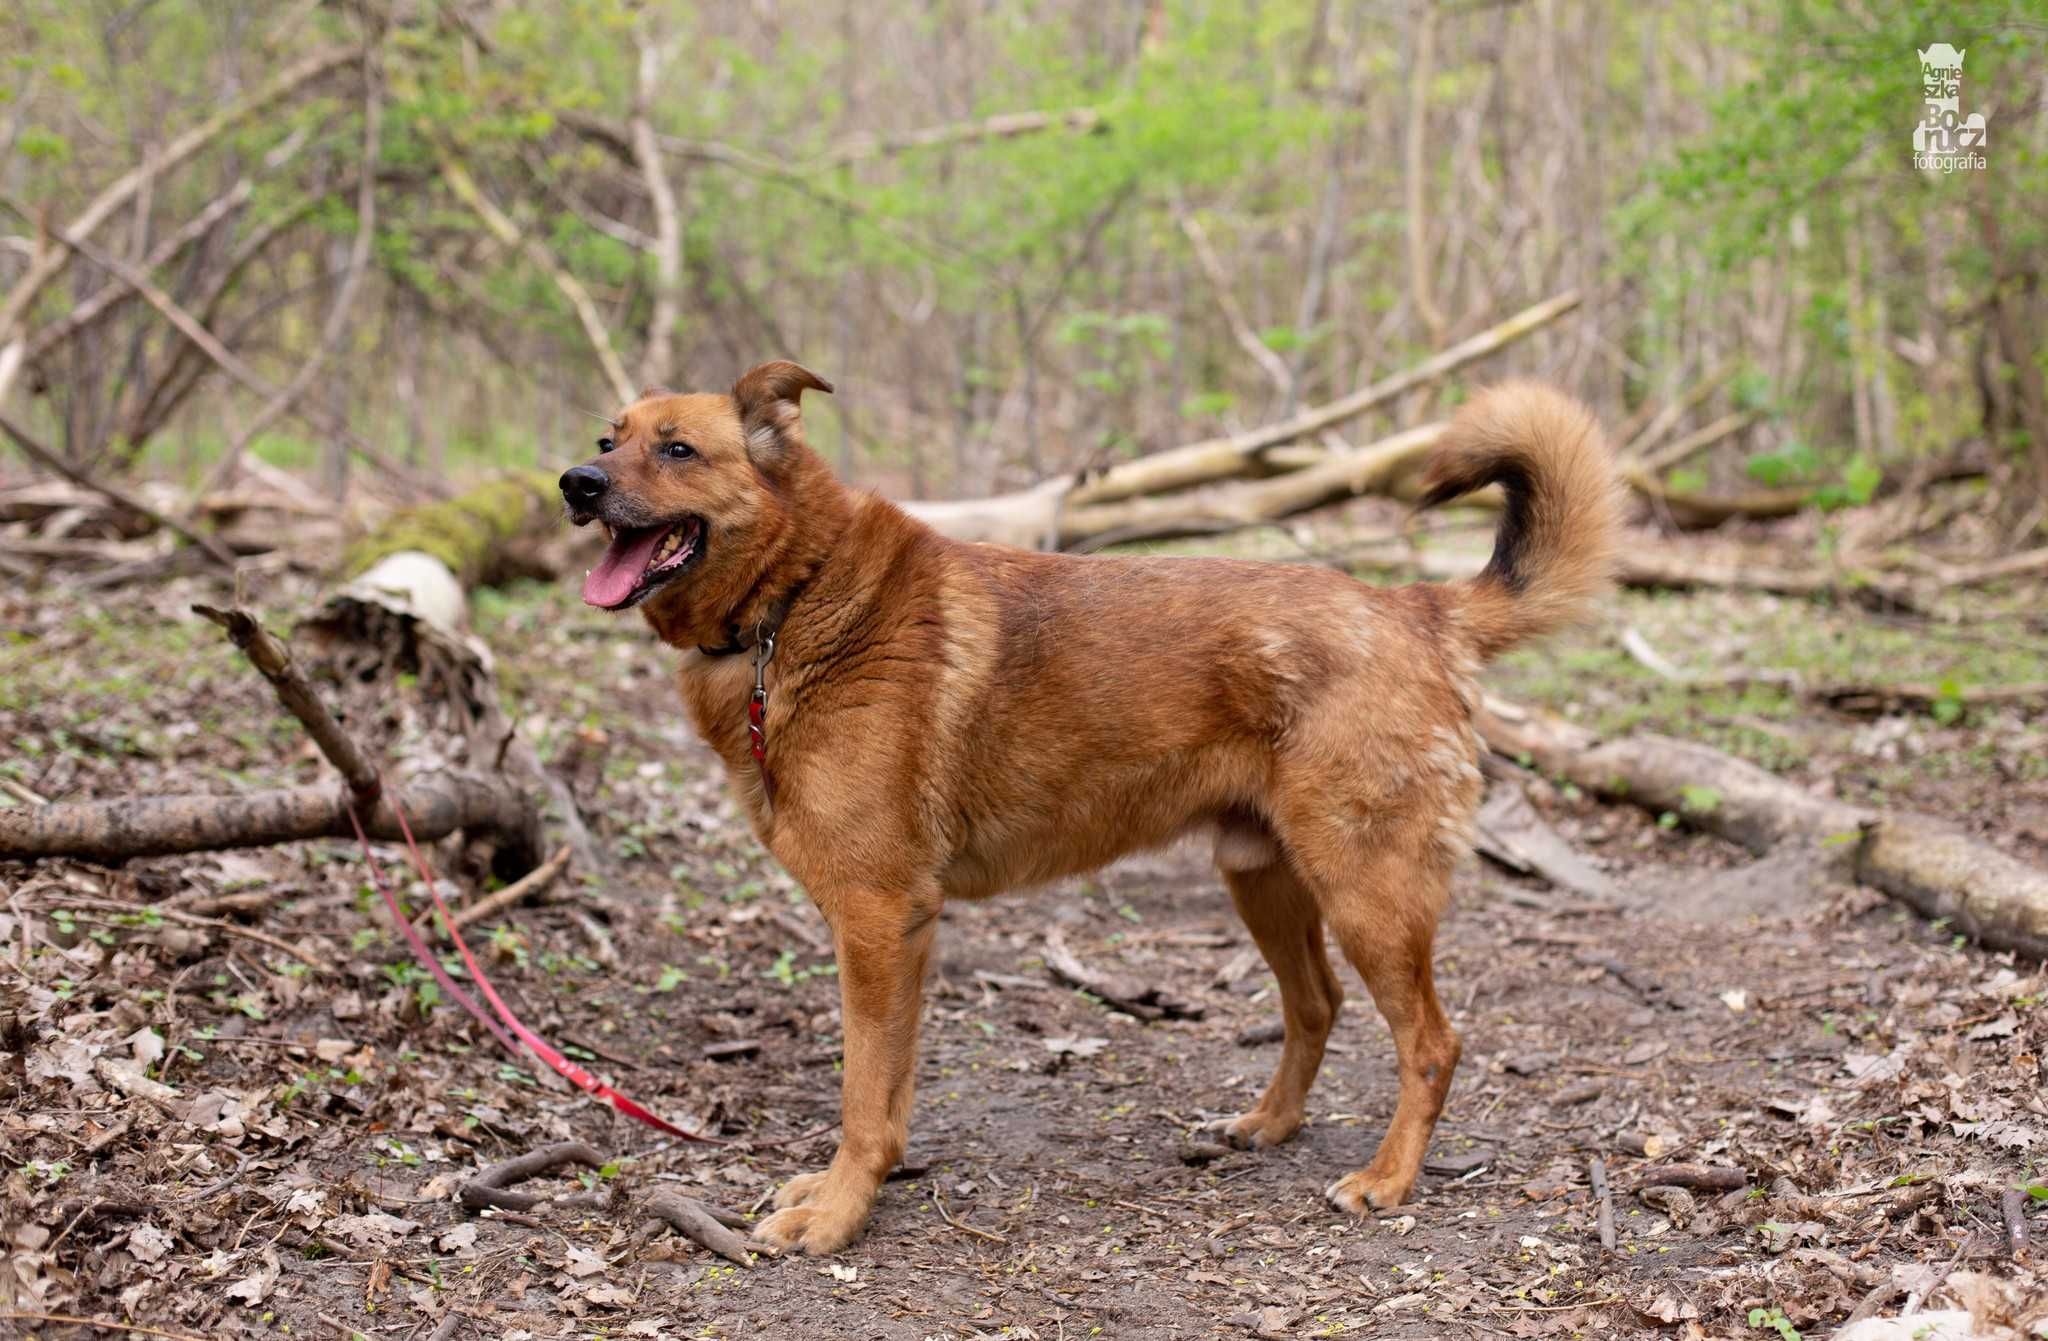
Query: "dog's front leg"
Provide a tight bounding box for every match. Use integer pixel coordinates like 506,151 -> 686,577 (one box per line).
756,888 -> 937,1255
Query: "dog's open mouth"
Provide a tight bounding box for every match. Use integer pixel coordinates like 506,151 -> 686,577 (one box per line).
582,517 -> 705,610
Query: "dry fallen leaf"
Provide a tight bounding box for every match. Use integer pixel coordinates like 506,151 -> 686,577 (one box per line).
1966,1013 -> 2017,1041
223,1248 -> 279,1306
328,1212 -> 421,1249
563,1245 -> 608,1278
437,1222 -> 479,1255
127,1223 -> 173,1264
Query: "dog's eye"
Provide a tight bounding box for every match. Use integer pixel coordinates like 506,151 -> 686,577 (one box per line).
596,437 -> 614,454
662,441 -> 696,461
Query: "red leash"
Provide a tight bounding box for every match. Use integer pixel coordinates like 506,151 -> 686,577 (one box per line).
348,789 -> 722,1145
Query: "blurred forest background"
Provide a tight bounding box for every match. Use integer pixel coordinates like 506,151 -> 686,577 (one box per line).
3,0 -> 2043,515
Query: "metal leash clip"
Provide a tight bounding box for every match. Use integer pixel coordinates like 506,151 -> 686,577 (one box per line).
748,625 -> 776,763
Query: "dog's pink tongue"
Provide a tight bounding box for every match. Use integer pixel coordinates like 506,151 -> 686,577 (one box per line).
582,526 -> 667,608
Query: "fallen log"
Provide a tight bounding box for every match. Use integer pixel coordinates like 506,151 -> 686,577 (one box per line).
0,769 -> 536,864
1,408 -> 237,566
304,491 -> 600,870
1477,701 -> 1863,857
1475,700 -> 2048,959
901,291 -> 1579,549
1856,817 -> 2048,960
1813,680 -> 2048,717
1065,291 -> 1580,507
1344,540 -> 1931,615
1624,465 -> 1812,528
1051,422 -> 1445,549
339,467 -> 563,592
1606,549 -> 1926,613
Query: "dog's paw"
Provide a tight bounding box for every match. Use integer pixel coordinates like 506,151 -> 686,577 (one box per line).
1323,1168 -> 1414,1216
754,1201 -> 866,1256
1204,1109 -> 1300,1151
772,1170 -> 830,1210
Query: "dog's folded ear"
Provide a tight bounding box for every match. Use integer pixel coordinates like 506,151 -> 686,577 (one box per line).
733,360 -> 833,465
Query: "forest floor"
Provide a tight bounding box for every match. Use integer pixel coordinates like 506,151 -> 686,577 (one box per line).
5,516 -> 2047,1340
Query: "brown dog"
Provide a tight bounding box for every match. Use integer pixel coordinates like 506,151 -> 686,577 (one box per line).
561,363 -> 1620,1254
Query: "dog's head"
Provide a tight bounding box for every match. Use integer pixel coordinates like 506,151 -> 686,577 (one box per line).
561,360 -> 832,611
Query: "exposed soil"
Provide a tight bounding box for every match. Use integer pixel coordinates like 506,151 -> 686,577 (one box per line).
4,566 -> 2045,1340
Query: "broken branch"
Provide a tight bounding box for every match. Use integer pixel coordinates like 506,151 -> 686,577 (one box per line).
0,410 -> 237,567
21,894 -> 331,975
0,771 -> 533,865
1067,290 -> 1580,508
193,605 -> 381,806
459,1142 -> 607,1212
416,843 -> 573,940
1042,926 -> 1204,1021
645,1189 -> 776,1265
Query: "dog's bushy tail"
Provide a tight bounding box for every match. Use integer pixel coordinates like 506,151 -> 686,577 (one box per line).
1416,381 -> 1622,662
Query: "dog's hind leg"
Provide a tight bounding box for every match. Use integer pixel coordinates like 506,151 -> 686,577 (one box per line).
1310,841 -> 1460,1215
1207,856 -> 1344,1150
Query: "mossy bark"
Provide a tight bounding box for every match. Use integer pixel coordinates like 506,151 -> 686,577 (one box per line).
341,468 -> 559,588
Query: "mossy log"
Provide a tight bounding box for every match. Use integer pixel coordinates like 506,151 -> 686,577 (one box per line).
340,468 -> 561,587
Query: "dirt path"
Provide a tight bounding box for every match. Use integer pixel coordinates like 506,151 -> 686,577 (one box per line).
3,575 -> 2044,1339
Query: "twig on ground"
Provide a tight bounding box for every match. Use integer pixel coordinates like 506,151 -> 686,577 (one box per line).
1630,1163 -> 1749,1193
2003,1188 -> 2030,1260
932,1190 -> 1008,1244
645,1189 -> 775,1265
567,906 -> 619,966
1042,925 -> 1204,1021
0,1313 -> 211,1341
0,776 -> 49,806
458,1141 -> 608,1212
1589,1157 -> 1616,1250
414,844 -> 571,939
735,1119 -> 839,1152
21,894 -> 330,974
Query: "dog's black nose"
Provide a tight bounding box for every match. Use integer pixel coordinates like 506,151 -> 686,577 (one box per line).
560,464 -> 609,508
